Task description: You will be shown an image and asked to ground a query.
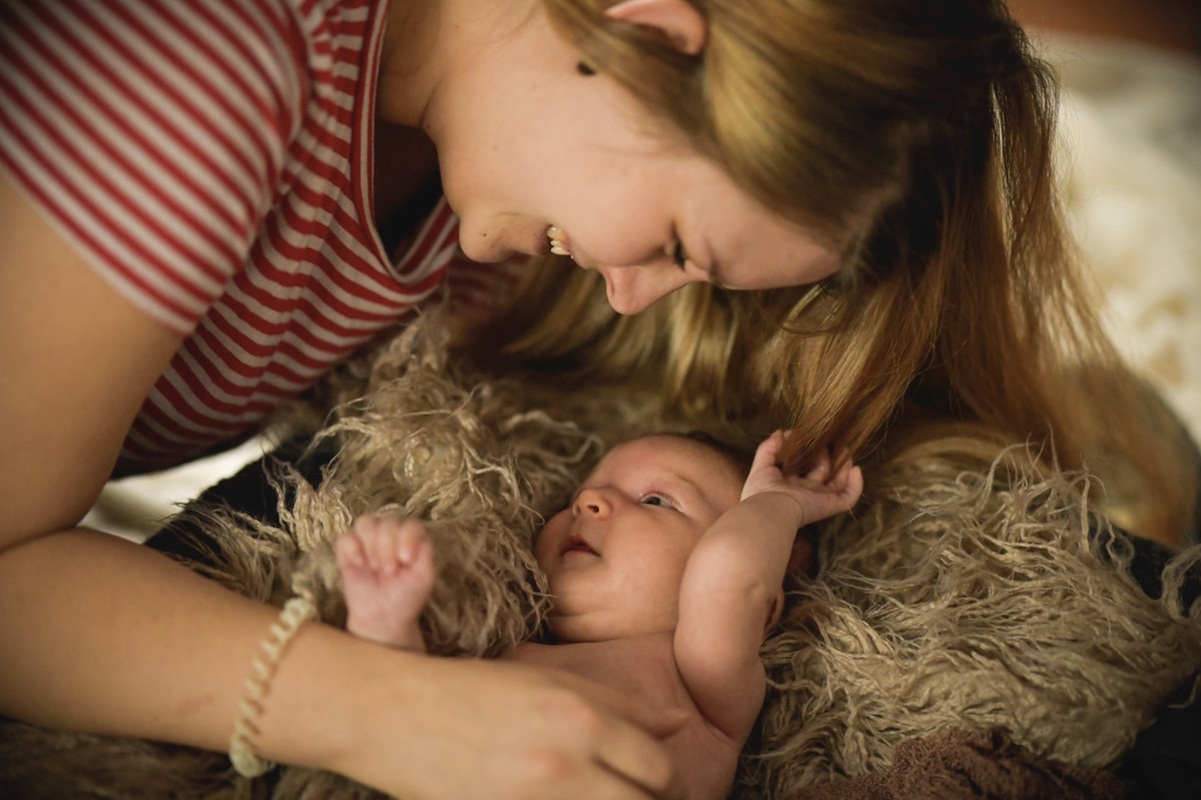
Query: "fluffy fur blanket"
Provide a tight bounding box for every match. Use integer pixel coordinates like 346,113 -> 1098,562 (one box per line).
2,314 -> 1200,799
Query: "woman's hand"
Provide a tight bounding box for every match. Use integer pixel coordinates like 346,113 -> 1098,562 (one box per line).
303,640 -> 684,799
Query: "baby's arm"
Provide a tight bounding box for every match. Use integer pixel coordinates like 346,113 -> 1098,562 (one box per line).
674,432 -> 863,741
335,515 -> 437,650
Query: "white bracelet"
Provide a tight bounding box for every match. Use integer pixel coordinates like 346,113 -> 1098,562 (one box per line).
229,580 -> 320,778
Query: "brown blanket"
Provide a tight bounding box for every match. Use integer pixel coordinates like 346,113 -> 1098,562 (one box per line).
797,728 -> 1125,800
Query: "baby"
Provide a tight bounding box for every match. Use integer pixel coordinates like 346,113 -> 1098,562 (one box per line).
335,431 -> 862,799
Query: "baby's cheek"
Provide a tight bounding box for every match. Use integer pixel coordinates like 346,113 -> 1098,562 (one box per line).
532,513 -> 569,566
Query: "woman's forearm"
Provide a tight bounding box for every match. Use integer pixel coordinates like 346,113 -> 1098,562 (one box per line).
0,528 -> 357,767
0,528 -> 683,798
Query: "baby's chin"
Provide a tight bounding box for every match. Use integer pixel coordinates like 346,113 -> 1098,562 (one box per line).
546,612 -> 677,644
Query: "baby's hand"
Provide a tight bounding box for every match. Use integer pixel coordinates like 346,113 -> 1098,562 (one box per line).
741,431 -> 863,524
335,514 -> 436,649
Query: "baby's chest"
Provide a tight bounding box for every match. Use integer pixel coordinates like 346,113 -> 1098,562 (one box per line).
514,635 -> 693,710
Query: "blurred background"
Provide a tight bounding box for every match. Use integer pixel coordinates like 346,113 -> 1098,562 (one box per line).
1010,0 -> 1201,440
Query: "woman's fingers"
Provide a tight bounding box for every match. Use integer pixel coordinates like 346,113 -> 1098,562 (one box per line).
490,665 -> 682,798
567,675 -> 687,740
339,652 -> 683,799
589,708 -> 681,799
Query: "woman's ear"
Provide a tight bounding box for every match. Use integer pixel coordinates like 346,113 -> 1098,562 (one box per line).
604,0 -> 707,55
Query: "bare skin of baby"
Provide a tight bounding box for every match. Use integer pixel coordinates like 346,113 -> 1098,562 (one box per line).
336,433 -> 862,799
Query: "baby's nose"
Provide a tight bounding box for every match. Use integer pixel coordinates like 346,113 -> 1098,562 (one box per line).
573,487 -> 611,517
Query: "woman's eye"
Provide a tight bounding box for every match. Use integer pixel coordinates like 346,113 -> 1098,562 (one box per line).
671,238 -> 688,271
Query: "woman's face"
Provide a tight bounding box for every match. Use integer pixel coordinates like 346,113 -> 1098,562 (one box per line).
415,3 -> 843,314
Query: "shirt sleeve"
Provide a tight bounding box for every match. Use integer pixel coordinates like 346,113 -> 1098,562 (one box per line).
0,0 -> 309,334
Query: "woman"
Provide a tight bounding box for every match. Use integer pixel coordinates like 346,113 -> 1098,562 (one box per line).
472,0 -> 1197,544
0,0 -> 1189,798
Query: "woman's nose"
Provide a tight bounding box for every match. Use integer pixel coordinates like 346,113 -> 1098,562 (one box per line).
573,487 -> 612,518
599,263 -> 697,315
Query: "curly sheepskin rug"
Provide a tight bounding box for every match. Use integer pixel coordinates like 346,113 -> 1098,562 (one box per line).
2,313 -> 1199,799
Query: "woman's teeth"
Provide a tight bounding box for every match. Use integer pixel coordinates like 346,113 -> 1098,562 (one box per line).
547,225 -> 570,256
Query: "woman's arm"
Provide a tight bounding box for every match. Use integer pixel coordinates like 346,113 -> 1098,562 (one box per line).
0,175 -> 680,799
0,531 -> 682,798
674,434 -> 862,740
0,172 -> 182,548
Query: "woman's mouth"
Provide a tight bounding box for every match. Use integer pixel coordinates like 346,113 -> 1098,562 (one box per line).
547,225 -> 573,259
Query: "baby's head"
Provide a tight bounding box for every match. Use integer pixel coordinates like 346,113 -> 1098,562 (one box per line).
534,433 -> 748,642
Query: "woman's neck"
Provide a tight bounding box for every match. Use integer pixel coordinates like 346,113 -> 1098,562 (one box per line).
375,0 -> 445,126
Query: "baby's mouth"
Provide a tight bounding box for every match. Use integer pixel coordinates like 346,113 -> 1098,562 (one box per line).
563,534 -> 599,557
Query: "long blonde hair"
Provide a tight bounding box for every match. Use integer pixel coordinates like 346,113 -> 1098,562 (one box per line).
465,0 -> 1197,543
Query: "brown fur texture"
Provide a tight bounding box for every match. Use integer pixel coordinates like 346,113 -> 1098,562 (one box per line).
3,313 -> 1199,798
743,439 -> 1201,796
784,727 -> 1126,800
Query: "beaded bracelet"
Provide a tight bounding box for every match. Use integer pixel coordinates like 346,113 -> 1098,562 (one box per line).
229,577 -> 320,778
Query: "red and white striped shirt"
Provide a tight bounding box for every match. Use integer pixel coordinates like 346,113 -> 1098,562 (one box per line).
1,0 -> 499,473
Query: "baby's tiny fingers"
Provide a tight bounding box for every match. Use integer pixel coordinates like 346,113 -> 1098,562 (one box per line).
335,530 -> 367,569
364,520 -> 398,570
752,430 -> 785,467
830,457 -> 855,484
393,522 -> 428,567
842,466 -> 865,503
805,449 -> 833,482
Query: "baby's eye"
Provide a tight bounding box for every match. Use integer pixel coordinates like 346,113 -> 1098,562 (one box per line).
640,494 -> 674,508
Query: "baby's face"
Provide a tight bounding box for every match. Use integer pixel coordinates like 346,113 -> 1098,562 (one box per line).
535,435 -> 745,642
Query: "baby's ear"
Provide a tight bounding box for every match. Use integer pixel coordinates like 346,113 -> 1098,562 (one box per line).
765,533 -> 817,635
604,0 -> 707,55
788,531 -> 816,577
